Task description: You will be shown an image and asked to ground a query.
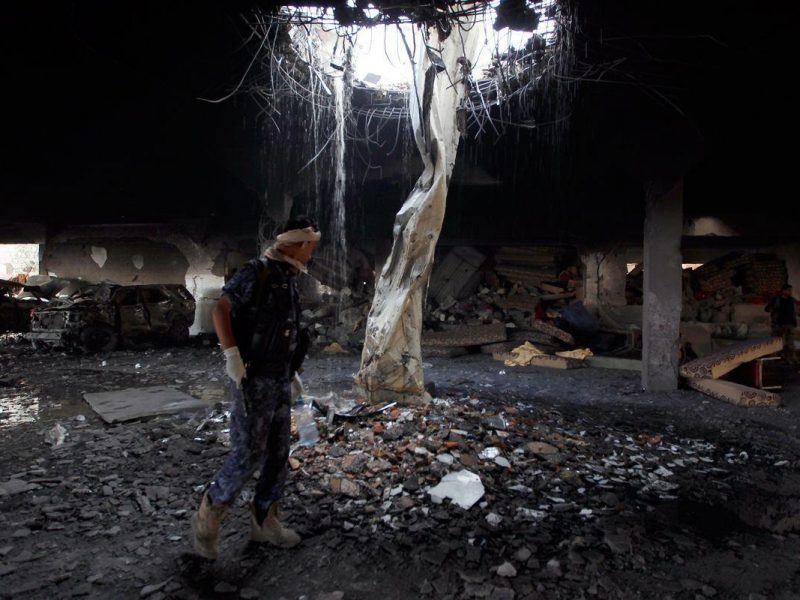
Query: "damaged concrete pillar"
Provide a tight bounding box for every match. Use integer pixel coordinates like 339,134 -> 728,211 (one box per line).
355,22 -> 481,403
581,250 -> 627,312
642,179 -> 683,391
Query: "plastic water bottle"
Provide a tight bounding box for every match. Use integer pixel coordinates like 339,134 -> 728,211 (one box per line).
294,397 -> 319,447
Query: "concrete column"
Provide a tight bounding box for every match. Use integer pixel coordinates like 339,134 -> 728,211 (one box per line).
642,179 -> 683,391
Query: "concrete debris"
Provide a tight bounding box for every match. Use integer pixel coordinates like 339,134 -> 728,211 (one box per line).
44,423 -> 67,447
478,447 -> 501,460
1,346 -> 799,598
428,470 -> 485,509
495,561 -> 517,578
83,386 -> 210,423
626,253 -> 788,341
0,479 -> 41,497
429,246 -> 486,305
140,579 -> 170,598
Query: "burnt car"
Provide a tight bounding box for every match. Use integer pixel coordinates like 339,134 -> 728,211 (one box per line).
28,283 -> 195,352
0,279 -> 45,332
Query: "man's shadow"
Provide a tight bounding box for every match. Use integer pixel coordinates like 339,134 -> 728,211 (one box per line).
177,539 -> 275,595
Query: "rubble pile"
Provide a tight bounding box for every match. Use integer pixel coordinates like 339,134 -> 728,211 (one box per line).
302,288 -> 373,353
492,247 -> 573,292
421,247 -> 586,359
1,347 -> 800,598
684,254 -> 788,340
3,392 -> 794,598
741,257 -> 789,296
623,253 -> 788,341
304,246 -> 585,358
280,394 -> 799,598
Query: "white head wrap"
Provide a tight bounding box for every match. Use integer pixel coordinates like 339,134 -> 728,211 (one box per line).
264,226 -> 321,273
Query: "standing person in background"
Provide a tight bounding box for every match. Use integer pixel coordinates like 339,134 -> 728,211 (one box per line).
766,283 -> 798,367
190,217 -> 320,560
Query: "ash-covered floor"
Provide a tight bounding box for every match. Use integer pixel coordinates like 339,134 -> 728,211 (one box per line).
2,342 -> 800,600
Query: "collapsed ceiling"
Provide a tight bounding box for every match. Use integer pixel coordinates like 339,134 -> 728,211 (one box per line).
0,1 -> 794,242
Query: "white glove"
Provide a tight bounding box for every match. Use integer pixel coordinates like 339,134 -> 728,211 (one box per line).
291,372 -> 305,403
223,346 -> 246,387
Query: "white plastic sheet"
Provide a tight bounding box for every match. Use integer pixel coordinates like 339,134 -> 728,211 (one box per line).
355,21 -> 482,403
428,469 -> 485,510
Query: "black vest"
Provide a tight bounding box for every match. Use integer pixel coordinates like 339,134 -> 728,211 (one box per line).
232,258 -> 300,377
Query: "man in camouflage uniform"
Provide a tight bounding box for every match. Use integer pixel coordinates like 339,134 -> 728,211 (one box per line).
191,217 -> 320,559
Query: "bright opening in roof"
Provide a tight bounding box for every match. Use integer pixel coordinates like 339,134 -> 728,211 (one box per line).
285,1 -> 560,89
353,0 -> 559,88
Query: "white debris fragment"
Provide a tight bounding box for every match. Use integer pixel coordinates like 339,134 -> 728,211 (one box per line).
44,423 -> 67,447
509,484 -> 533,494
517,507 -> 547,520
486,512 -> 503,526
494,456 -> 511,469
428,470 -> 485,510
479,447 -> 500,460
496,561 -> 517,577
436,453 -> 455,465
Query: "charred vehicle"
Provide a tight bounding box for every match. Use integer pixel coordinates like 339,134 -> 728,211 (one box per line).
0,279 -> 45,332
28,283 -> 195,352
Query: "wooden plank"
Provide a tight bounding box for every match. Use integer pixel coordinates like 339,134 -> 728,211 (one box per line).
83,386 -> 210,424
538,283 -> 565,294
687,378 -> 781,407
422,322 -> 507,348
479,341 -> 520,355
422,346 -> 468,358
508,330 -> 553,344
492,351 -> 584,370
531,319 -> 575,346
585,356 -> 642,371
680,337 -> 783,380
526,355 -> 584,369
495,294 -> 539,312
539,292 -> 576,301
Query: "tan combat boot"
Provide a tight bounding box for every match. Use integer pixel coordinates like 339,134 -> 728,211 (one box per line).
250,501 -> 301,548
190,493 -> 228,559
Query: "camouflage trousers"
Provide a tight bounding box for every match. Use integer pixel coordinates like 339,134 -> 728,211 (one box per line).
207,375 -> 292,511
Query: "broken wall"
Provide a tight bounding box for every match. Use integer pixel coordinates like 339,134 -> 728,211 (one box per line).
41,224 -> 254,334
580,249 -> 627,312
